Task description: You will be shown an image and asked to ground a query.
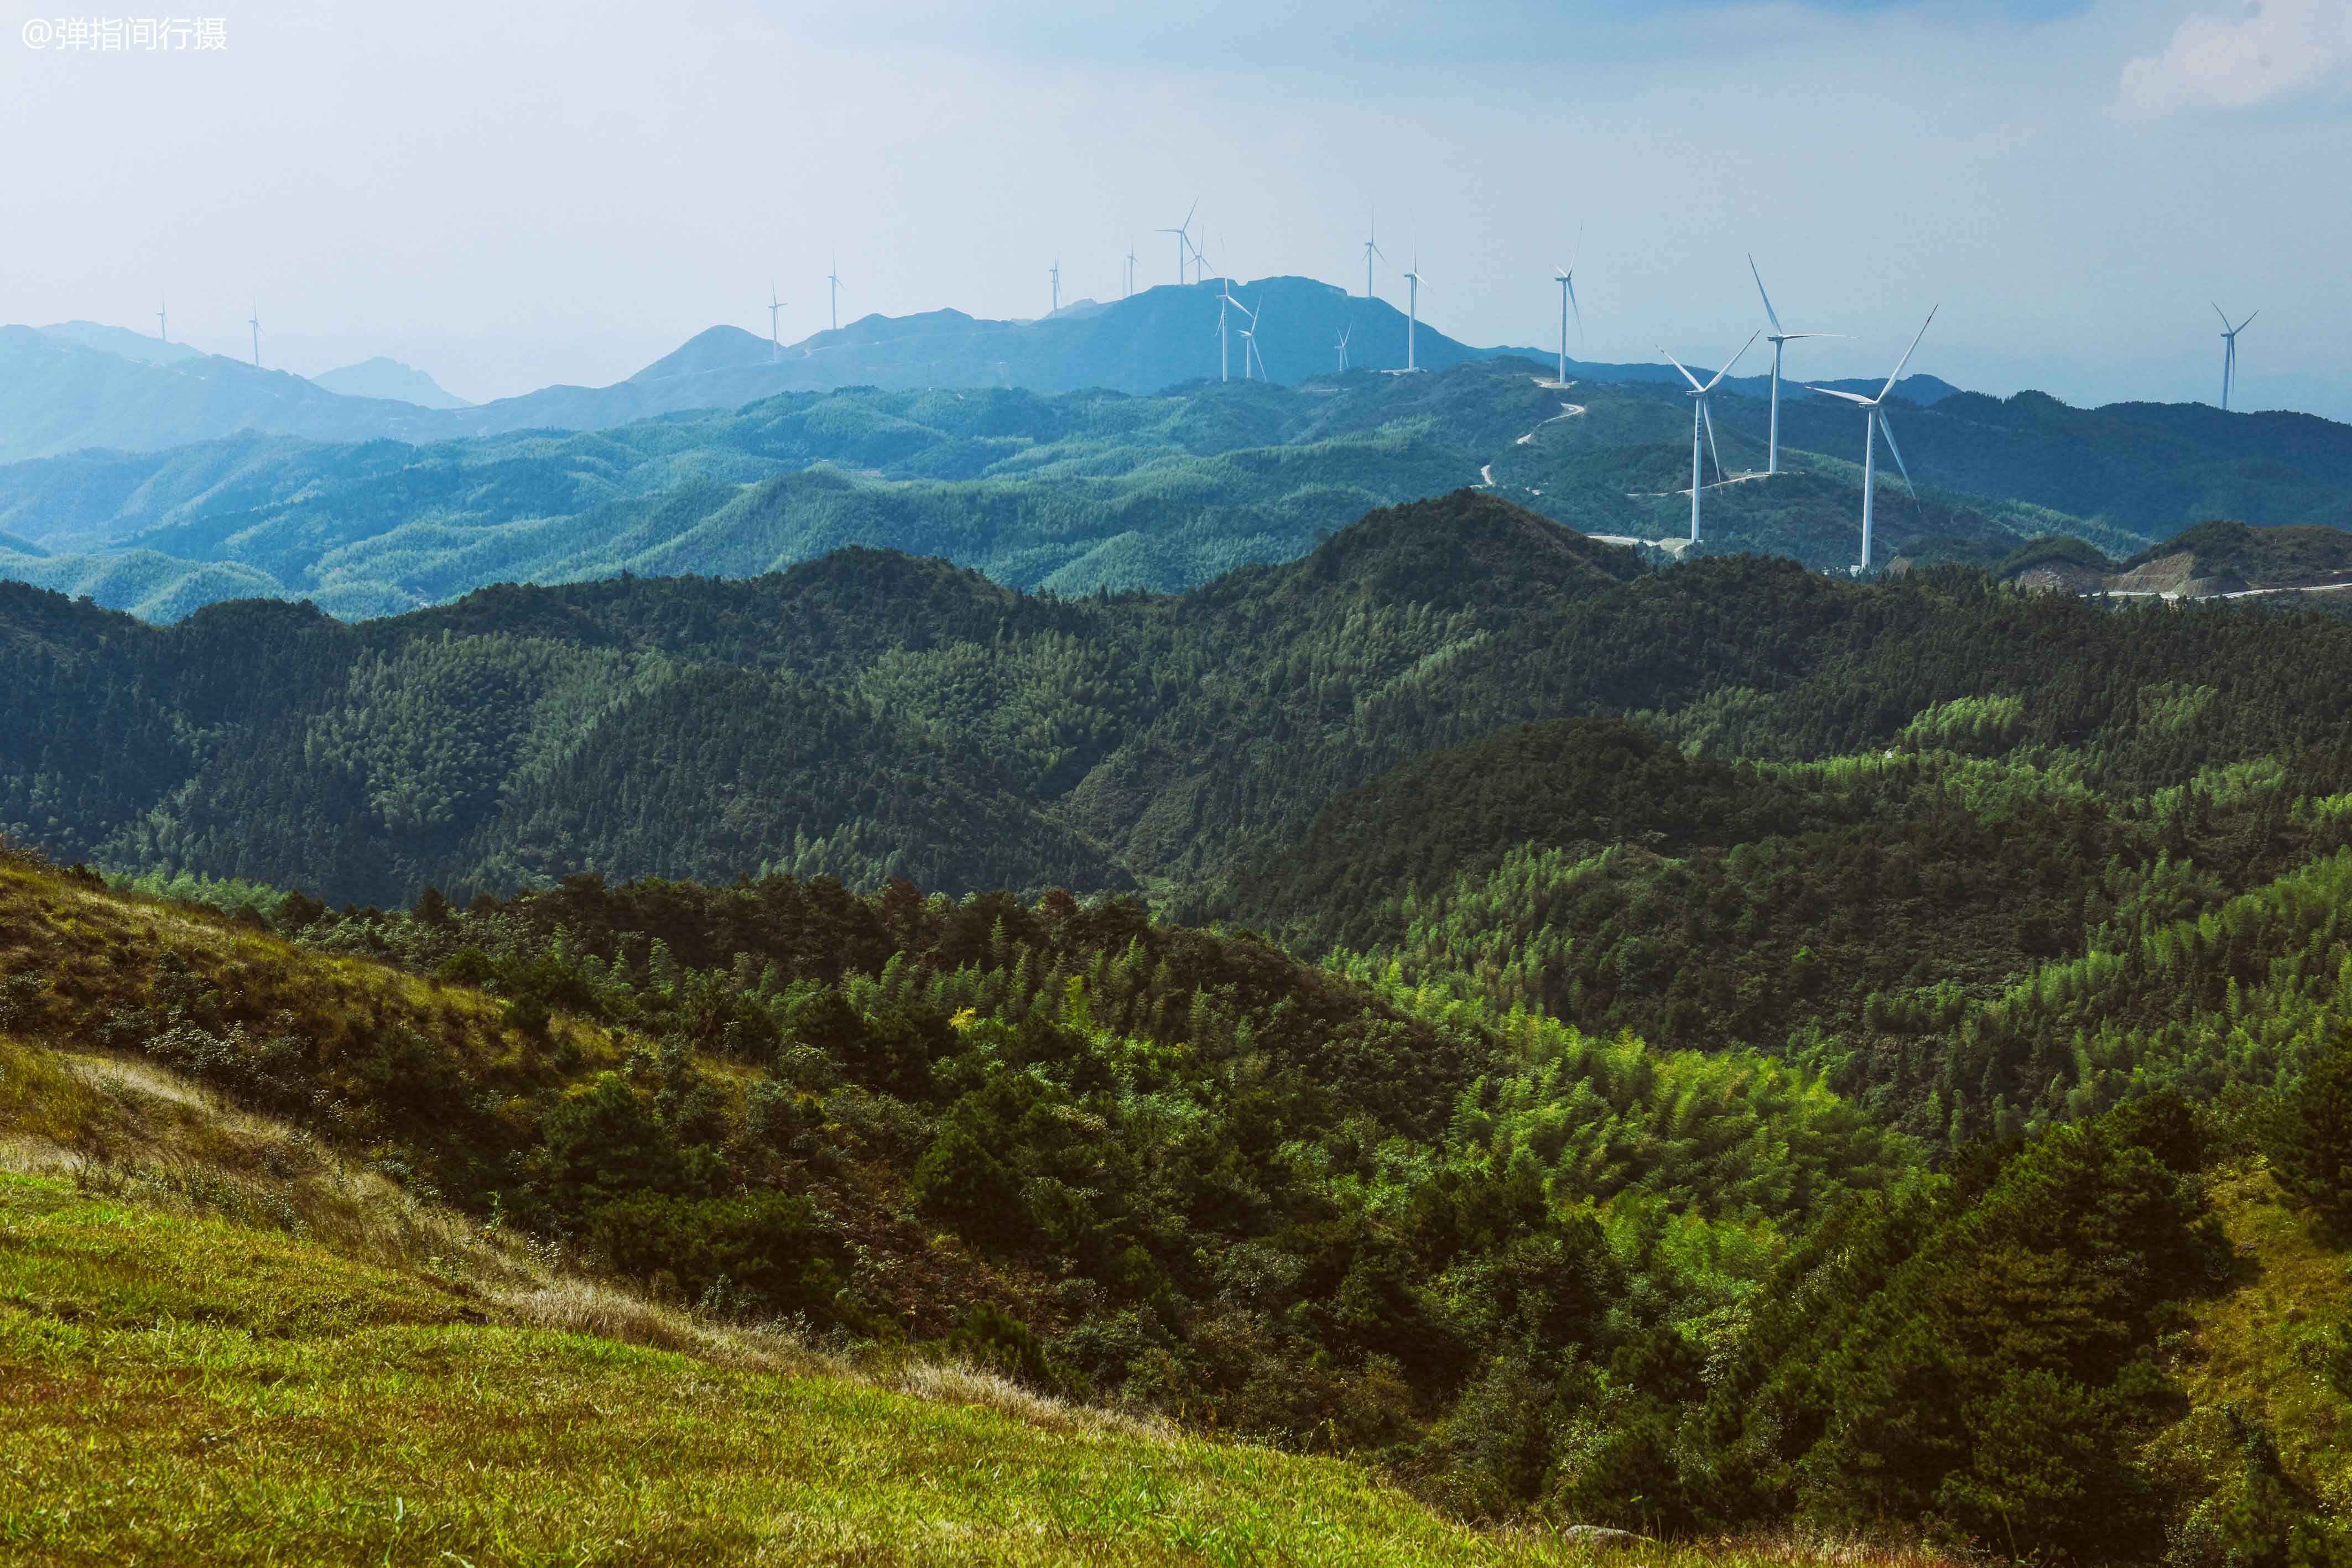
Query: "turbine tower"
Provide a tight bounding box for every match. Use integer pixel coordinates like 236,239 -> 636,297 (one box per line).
2214,304 -> 2257,411
1158,199 -> 1198,287
828,254 -> 842,332
1750,255 -> 1839,476
1362,209 -> 1385,300
1552,256 -> 1581,384
1124,246 -> 1137,299
767,283 -> 784,361
1806,307 -> 1938,574
1049,258 -> 1061,317
1403,256 -> 1430,371
248,306 -> 260,368
155,298 -> 167,344
1662,333 -> 1760,548
1216,282 -> 1248,381
1239,297 -> 1269,380
1335,325 -> 1351,372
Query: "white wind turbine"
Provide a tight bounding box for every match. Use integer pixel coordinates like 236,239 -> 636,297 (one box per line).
767,283 -> 785,361
1750,255 -> 1840,476
1125,246 -> 1137,299
1806,306 -> 1938,573
1159,199 -> 1198,286
155,298 -> 168,344
1362,209 -> 1385,300
1216,281 -> 1247,381
248,305 -> 261,367
1335,325 -> 1351,372
1049,258 -> 1061,317
1403,254 -> 1430,371
1552,254 -> 1581,384
827,254 -> 843,331
2215,304 -> 2257,411
1239,296 -> 1269,380
1661,332 -> 1760,548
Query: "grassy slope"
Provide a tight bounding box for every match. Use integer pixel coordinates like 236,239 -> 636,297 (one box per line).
0,1063 -> 1928,1568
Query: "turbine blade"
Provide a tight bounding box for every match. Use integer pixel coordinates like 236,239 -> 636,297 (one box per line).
1659,347 -> 1706,393
1567,275 -> 1581,332
2238,310 -> 2259,333
1879,306 -> 1938,402
1704,400 -> 1726,482
1749,254 -> 1783,334
1878,408 -> 1917,499
2213,301 -> 2231,330
1701,331 -> 1760,393
1805,386 -> 1876,406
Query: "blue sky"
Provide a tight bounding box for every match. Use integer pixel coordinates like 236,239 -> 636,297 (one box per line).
4,0 -> 2346,413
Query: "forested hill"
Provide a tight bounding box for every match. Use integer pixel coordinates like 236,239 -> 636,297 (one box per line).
14,486 -> 2352,923
4,352 -> 2346,623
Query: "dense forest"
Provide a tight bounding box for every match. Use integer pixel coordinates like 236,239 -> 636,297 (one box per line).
8,832 -> 2349,1560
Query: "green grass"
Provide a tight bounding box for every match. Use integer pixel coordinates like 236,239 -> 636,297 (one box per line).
0,1170 -> 1901,1567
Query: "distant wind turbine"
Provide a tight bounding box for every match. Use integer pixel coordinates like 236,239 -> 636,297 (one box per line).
1403,255 -> 1430,371
2214,304 -> 2257,411
155,298 -> 167,344
1750,255 -> 1841,476
1240,297 -> 1269,380
1552,254 -> 1581,384
1662,332 -> 1761,548
1124,246 -> 1137,299
1049,258 -> 1061,317
1335,325 -> 1351,372
248,306 -> 261,368
1159,199 -> 1198,287
828,255 -> 843,332
1216,282 -> 1248,381
768,283 -> 785,361
1806,306 -> 1938,573
1362,209 -> 1385,300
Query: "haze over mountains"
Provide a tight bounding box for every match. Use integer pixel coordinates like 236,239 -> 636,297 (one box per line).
9,279 -> 1960,465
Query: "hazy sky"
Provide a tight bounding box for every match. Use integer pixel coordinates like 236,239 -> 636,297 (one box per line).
6,0 -> 2347,412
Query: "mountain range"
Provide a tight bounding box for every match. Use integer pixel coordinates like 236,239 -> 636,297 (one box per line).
7,282 -> 1960,466
1,348 -> 2343,622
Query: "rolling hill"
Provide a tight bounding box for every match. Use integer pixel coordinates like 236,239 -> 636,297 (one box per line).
8,351 -> 2343,624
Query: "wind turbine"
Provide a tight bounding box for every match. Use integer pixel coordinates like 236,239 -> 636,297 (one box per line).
1403,255 -> 1430,371
767,283 -> 785,361
248,306 -> 261,368
1216,282 -> 1248,381
1239,297 -> 1269,380
1335,325 -> 1351,372
2214,304 -> 2257,411
1661,332 -> 1761,548
1552,256 -> 1581,384
827,254 -> 842,332
155,298 -> 167,344
1049,258 -> 1061,317
1159,199 -> 1198,286
1806,306 -> 1938,573
1124,246 -> 1137,299
1750,255 -> 1841,476
1362,209 -> 1385,300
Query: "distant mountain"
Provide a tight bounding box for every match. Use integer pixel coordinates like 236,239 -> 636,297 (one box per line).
38,320 -> 209,367
6,351 -> 2349,624
311,356 -> 471,409
9,280 -> 1956,462
0,326 -> 449,462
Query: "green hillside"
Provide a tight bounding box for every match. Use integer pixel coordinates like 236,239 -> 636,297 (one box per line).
5,809 -> 2350,1559
5,352 -> 2348,625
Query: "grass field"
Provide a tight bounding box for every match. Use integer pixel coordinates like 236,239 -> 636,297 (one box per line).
0,1019 -> 1955,1568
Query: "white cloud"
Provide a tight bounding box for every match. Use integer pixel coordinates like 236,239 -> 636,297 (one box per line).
2121,0 -> 2352,114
